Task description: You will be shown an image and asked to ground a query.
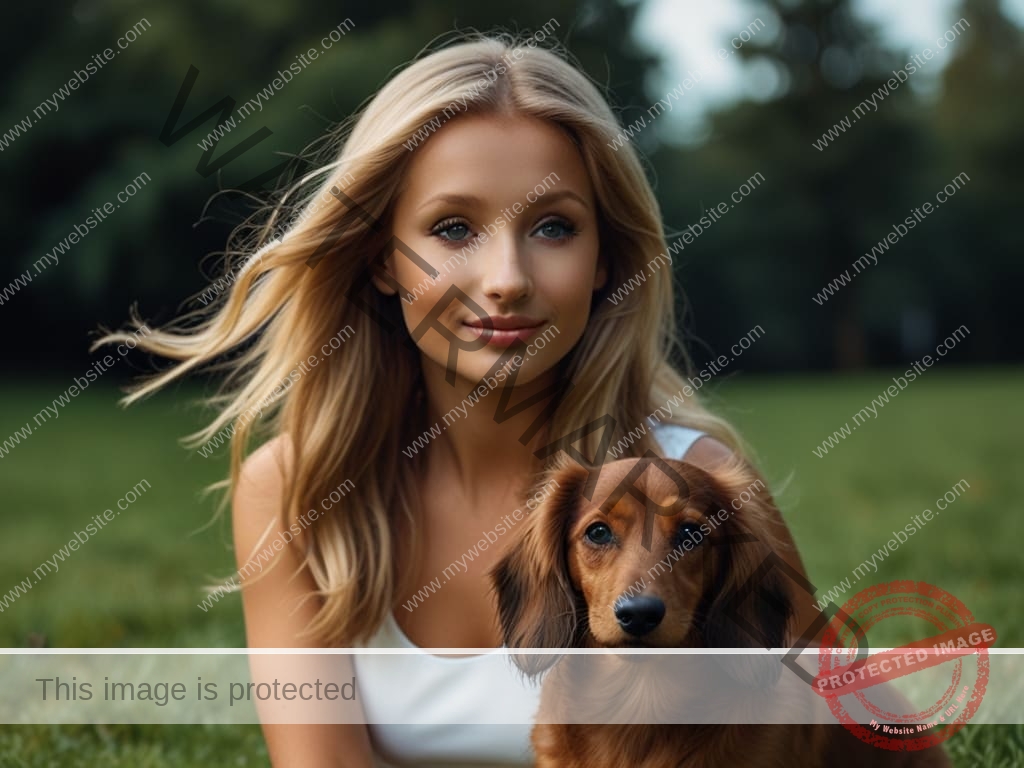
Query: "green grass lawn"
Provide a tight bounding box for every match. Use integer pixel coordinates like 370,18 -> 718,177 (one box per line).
1,369 -> 1021,765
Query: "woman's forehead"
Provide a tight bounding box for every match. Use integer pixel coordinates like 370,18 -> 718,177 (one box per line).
397,113 -> 594,211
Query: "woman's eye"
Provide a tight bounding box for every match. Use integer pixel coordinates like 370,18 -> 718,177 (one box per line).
676,522 -> 705,547
533,218 -> 577,241
432,220 -> 471,242
584,522 -> 613,545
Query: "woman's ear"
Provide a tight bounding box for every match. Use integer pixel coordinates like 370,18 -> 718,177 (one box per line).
370,257 -> 397,296
593,255 -> 608,292
489,462 -> 591,676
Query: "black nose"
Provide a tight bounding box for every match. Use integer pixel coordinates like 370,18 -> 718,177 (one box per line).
614,595 -> 665,637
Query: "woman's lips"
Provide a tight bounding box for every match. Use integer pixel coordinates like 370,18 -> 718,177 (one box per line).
462,321 -> 543,347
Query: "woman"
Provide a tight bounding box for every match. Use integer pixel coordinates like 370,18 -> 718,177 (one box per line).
99,33 -> 818,766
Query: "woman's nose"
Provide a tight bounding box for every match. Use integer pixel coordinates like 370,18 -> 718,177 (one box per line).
478,233 -> 532,304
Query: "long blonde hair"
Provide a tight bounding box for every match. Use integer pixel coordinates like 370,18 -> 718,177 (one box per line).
97,32 -> 745,646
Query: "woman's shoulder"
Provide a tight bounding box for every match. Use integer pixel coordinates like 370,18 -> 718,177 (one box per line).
235,435 -> 292,502
237,434 -> 293,488
233,434 -> 296,544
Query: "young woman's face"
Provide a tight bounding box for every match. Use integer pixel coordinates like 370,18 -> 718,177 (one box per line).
381,112 -> 606,389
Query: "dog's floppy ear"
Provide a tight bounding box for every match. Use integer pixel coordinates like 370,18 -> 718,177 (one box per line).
697,461 -> 795,688
489,462 -> 590,676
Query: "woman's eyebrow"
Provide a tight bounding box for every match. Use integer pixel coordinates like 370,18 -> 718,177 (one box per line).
416,189 -> 591,211
535,190 -> 590,208
417,193 -> 483,211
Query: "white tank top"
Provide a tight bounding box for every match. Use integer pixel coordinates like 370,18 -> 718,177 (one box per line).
354,422 -> 707,767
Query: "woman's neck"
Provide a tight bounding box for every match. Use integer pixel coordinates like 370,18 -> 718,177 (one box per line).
419,354 -> 560,503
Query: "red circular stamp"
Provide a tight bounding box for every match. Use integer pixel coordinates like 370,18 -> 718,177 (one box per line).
811,580 -> 995,751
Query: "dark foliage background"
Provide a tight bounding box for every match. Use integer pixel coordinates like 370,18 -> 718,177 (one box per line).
2,0 -> 1021,376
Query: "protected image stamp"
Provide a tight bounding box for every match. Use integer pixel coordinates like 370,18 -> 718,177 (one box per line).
813,580 -> 995,751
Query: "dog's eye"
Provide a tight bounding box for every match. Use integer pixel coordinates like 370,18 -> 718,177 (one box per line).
675,521 -> 705,547
584,522 -> 614,545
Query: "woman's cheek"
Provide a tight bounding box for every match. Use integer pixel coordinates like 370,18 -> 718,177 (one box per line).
392,256 -> 484,377
401,280 -> 454,340
391,247 -> 458,326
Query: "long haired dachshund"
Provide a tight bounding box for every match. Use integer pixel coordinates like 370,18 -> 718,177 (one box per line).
489,456 -> 951,768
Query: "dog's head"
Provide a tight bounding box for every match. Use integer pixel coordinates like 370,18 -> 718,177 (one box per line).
489,455 -> 795,673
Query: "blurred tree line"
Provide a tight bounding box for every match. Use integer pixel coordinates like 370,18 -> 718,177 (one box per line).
1,0 -> 1020,375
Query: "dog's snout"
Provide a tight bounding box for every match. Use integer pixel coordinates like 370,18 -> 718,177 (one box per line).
614,595 -> 665,637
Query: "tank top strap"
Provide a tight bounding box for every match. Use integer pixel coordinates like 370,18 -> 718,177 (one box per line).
649,421 -> 706,461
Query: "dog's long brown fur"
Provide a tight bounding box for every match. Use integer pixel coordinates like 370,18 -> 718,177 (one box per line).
489,457 -> 952,768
